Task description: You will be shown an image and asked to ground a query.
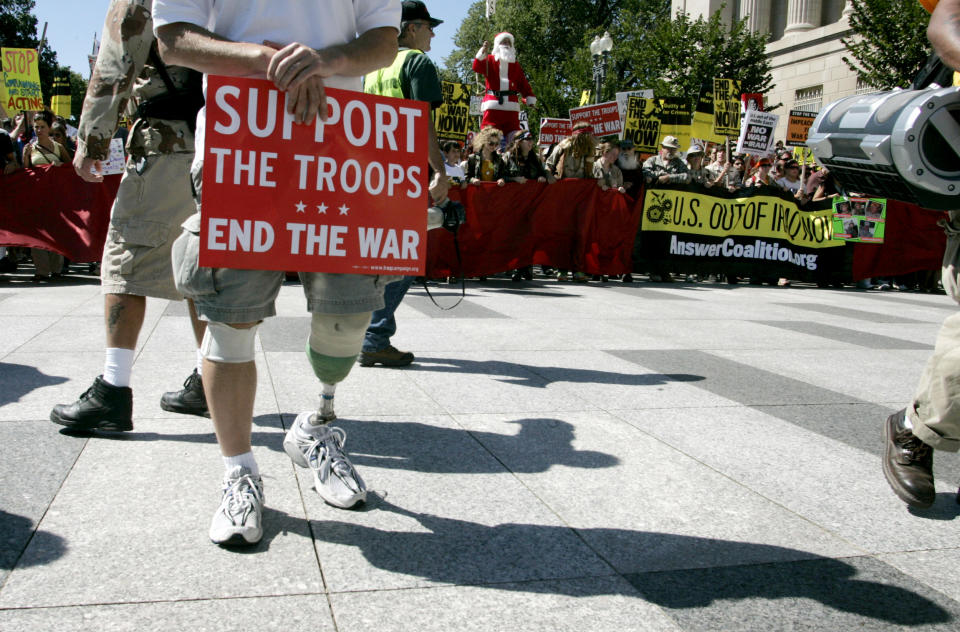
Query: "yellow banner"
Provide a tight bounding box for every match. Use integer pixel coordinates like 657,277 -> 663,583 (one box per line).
641,189 -> 841,249
712,78 -> 741,137
621,96 -> 661,153
434,81 -> 472,142
1,48 -> 44,117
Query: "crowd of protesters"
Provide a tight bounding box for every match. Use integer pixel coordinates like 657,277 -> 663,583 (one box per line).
1,106 -> 940,292
0,109 -> 92,280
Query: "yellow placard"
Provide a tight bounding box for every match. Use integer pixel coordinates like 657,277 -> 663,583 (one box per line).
1,48 -> 44,116
712,78 -> 741,137
621,96 -> 661,153
580,90 -> 591,106
50,71 -> 71,119
641,189 -> 841,249
658,97 -> 692,151
691,83 -> 724,145
434,81 -> 472,142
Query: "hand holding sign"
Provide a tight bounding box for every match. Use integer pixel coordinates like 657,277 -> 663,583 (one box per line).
264,41 -> 338,124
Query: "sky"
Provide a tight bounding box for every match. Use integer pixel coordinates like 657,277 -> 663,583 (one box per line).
32,0 -> 474,78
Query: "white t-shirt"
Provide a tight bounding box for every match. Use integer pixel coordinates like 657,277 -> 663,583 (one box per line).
152,0 -> 401,157
445,162 -> 465,181
776,176 -> 802,193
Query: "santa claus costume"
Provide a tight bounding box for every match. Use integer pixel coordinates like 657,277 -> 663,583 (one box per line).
473,32 -> 537,137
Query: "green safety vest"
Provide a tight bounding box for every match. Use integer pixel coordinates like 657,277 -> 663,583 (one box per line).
363,48 -> 422,97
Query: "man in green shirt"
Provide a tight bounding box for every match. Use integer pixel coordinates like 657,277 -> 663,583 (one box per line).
360,0 -> 446,367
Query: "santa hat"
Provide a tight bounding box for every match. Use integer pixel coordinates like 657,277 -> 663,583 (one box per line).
494,32 -> 514,48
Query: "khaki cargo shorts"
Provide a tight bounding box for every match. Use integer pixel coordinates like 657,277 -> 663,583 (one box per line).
101,152 -> 195,300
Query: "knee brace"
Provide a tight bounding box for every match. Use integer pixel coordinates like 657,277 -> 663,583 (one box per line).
306,312 -> 371,383
200,321 -> 259,363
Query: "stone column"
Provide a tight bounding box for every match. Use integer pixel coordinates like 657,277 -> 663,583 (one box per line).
784,0 -> 822,33
738,0 -> 770,35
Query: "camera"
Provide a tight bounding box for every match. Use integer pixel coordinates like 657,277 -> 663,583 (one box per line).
434,199 -> 466,233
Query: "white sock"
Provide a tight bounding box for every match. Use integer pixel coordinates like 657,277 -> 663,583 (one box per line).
195,349 -> 204,376
223,451 -> 259,477
321,382 -> 337,397
903,415 -> 914,429
103,347 -> 135,387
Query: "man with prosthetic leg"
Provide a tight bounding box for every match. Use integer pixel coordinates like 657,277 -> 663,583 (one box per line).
154,0 -> 406,546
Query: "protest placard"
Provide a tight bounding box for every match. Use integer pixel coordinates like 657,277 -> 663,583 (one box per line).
538,118 -> 571,145
658,97 -> 692,151
621,96 -> 661,153
569,100 -> 622,137
199,76 -> 429,275
1,48 -> 44,117
615,89 -> 653,131
713,77 -> 742,137
434,81 -> 472,142
786,109 -> 817,147
736,109 -> 779,156
690,82 -> 724,145
831,196 -> 886,243
99,138 -> 126,176
50,70 -> 71,119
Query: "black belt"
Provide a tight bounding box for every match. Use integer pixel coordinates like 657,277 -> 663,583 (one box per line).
487,89 -> 518,105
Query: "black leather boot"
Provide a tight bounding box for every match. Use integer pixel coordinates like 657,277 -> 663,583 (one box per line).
160,369 -> 209,417
50,376 -> 133,431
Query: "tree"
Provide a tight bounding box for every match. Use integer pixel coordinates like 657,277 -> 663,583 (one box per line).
446,0 -> 775,130
842,0 -> 931,90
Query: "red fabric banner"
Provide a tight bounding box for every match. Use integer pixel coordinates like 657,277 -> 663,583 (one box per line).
0,164 -> 119,262
851,200 -> 948,280
427,179 -> 641,277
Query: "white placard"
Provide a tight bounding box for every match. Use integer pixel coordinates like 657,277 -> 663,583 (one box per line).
735,110 -> 779,156
97,137 -> 127,175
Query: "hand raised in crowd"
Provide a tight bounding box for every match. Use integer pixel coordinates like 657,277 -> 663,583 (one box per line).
265,41 -> 340,124
73,153 -> 104,183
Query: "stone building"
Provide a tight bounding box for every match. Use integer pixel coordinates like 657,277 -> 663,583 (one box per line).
671,0 -> 861,143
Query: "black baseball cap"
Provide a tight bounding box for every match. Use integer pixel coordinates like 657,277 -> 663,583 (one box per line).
402,1 -> 443,27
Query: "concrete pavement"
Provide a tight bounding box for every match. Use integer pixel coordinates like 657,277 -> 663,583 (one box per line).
3,268 -> 960,631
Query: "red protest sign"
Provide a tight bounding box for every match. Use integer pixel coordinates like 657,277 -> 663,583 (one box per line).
538,118 -> 571,145
568,101 -> 622,137
199,76 -> 429,275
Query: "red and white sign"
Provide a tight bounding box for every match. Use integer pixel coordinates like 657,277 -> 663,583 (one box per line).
568,101 -> 622,137
538,118 -> 571,145
199,76 -> 429,275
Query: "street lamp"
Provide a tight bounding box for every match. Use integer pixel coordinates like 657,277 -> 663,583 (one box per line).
590,31 -> 613,105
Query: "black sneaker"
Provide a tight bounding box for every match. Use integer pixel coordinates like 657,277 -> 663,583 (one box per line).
883,409 -> 935,508
160,369 -> 209,417
50,375 -> 133,431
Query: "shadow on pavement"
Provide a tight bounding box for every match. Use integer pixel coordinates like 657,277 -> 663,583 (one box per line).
409,356 -> 704,388
0,509 -> 67,571
312,498 -> 953,627
0,363 -> 69,406
338,417 -> 618,473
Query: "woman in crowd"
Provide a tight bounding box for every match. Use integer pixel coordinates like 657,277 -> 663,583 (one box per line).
50,121 -> 74,160
744,157 -> 775,188
593,141 -> 625,193
22,110 -> 68,282
504,130 -> 553,281
504,130 -> 553,184
22,111 -> 70,168
464,126 -> 508,186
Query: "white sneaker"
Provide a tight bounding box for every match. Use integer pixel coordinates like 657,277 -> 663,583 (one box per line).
283,412 -> 366,508
209,465 -> 264,546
